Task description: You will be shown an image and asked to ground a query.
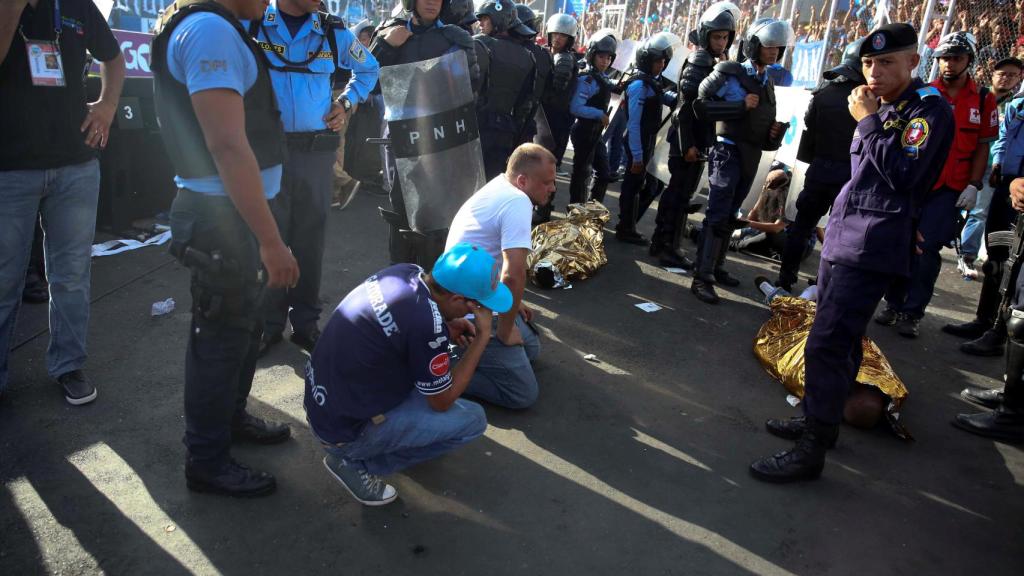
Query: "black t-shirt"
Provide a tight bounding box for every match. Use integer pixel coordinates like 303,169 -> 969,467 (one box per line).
0,0 -> 119,170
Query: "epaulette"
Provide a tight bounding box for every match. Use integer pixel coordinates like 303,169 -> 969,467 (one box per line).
917,86 -> 941,100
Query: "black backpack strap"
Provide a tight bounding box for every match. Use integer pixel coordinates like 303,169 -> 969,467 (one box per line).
319,11 -> 341,66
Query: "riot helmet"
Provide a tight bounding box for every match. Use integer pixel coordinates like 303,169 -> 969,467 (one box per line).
635,32 -> 678,74
514,4 -> 542,38
586,29 -> 618,67
742,18 -> 795,64
823,37 -> 866,83
698,1 -> 739,52
475,0 -> 535,36
545,13 -> 578,51
442,0 -> 478,27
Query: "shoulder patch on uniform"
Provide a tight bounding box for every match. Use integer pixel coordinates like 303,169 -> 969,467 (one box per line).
266,12 -> 276,22
902,117 -> 930,148
349,39 -> 367,63
916,86 -> 941,100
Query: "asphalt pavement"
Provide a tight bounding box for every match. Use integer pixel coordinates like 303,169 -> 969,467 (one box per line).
1,169 -> 1022,575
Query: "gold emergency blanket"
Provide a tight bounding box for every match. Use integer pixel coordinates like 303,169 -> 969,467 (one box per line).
754,296 -> 911,440
528,201 -> 611,288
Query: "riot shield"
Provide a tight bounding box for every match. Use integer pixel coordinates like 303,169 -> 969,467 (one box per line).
379,50 -> 485,233
533,106 -> 557,154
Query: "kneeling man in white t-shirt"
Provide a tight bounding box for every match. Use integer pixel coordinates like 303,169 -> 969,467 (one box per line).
445,144 -> 556,409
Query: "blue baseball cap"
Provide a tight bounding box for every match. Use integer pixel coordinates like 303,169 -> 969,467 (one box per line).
432,243 -> 514,313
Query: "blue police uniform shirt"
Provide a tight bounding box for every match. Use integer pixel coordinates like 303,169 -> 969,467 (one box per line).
992,90 -> 1024,177
252,2 -> 379,133
625,76 -> 677,158
165,12 -> 282,198
569,71 -> 609,121
304,264 -> 454,443
766,63 -> 793,87
821,79 -> 954,276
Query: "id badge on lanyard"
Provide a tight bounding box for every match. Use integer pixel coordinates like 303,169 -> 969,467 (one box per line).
22,0 -> 65,87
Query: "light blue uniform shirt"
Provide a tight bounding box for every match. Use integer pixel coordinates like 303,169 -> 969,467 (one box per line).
166,12 -> 282,198
251,2 -> 379,133
570,71 -> 610,121
625,76 -> 677,158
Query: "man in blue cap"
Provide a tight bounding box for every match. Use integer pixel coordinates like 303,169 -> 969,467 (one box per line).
305,242 -> 510,505
750,23 -> 954,483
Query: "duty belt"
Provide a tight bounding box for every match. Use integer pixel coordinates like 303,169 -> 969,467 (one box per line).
285,130 -> 340,152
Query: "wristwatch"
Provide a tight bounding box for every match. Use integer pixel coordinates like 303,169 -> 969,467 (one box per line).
336,95 -> 352,112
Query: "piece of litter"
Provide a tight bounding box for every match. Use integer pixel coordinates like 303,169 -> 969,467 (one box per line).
151,298 -> 175,316
634,302 -> 662,313
664,267 -> 688,274
164,524 -> 176,533
583,354 -> 598,362
786,394 -> 801,407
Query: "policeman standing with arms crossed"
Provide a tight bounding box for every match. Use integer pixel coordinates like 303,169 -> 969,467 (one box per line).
691,18 -> 792,304
750,24 -> 953,483
152,0 -> 301,496
652,1 -> 738,269
474,0 -> 537,179
774,38 -> 865,292
252,0 -> 378,356
371,0 -> 480,266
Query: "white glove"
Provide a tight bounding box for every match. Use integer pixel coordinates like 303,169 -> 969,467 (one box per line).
956,184 -> 979,211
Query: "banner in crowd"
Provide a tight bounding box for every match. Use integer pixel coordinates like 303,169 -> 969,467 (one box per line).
790,40 -> 825,89
89,29 -> 154,78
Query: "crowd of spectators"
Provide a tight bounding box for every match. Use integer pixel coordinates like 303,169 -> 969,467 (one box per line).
571,0 -> 1024,85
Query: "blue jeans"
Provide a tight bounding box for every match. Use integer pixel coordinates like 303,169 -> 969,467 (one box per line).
0,160 -> 99,393
960,182 -> 994,258
461,316 -> 540,409
317,391 -> 487,476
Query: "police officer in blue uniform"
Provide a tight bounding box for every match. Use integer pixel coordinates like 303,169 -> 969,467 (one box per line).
616,34 -> 678,244
474,0 -> 537,179
542,13 -> 579,169
652,2 -> 738,268
253,0 -> 379,356
568,31 -> 616,205
152,0 -> 301,497
371,0 -> 481,265
691,18 -> 792,304
750,24 -> 954,483
775,38 -> 866,292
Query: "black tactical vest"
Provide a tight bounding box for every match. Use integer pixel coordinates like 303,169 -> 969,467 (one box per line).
475,34 -> 534,131
151,1 -> 285,179
717,68 -> 777,149
626,74 -> 665,154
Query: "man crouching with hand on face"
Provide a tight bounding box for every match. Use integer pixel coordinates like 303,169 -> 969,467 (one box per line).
304,243 -> 510,506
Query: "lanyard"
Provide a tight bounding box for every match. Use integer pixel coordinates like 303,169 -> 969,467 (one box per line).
18,0 -> 62,46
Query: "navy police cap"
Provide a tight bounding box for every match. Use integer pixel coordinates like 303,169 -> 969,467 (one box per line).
860,23 -> 918,57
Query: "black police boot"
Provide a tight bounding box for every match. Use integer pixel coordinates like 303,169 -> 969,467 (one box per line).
290,326 -> 320,354
749,417 -> 838,483
232,412 -> 291,445
953,407 -> 1024,443
691,232 -> 721,304
765,416 -> 838,447
954,308 -> 1024,443
616,227 -> 648,245
960,387 -> 1005,409
961,329 -> 1007,357
186,457 -> 276,498
942,319 -> 993,339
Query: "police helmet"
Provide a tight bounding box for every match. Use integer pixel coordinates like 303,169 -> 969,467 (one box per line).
934,31 -> 978,65
400,0 -> 452,17
635,32 -> 679,74
514,4 -> 542,38
350,19 -> 374,38
586,29 -> 619,67
545,13 -> 578,50
475,0 -> 534,36
698,1 -> 740,51
823,37 -> 865,83
442,0 -> 477,27
742,18 -> 795,64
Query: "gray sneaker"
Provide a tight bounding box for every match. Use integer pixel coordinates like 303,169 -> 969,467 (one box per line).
322,454 -> 397,506
874,307 -> 899,326
57,370 -> 97,406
